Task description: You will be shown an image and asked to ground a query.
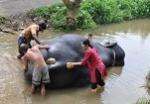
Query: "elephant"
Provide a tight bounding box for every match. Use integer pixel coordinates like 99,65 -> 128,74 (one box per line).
25,34 -> 125,89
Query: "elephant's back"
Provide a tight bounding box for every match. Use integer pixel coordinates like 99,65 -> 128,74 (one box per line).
46,34 -> 85,61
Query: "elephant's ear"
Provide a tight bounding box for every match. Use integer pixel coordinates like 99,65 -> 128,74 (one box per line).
104,42 -> 117,48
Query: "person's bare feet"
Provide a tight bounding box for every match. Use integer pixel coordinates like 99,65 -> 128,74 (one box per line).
41,84 -> 46,96
98,85 -> 105,89
91,88 -> 97,93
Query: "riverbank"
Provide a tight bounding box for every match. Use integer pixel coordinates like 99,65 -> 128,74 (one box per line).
0,0 -> 61,34
27,0 -> 150,30
0,0 -> 62,16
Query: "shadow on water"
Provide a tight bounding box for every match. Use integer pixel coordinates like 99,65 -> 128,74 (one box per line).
0,19 -> 150,104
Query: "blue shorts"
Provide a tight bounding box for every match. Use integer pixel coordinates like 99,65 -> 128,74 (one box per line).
18,36 -> 27,46
17,36 -> 28,55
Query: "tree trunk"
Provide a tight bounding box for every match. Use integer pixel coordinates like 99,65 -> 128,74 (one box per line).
62,0 -> 82,29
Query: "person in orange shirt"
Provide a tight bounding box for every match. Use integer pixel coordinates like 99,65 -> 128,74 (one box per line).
17,20 -> 47,59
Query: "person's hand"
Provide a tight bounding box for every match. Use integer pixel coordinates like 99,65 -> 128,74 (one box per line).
66,62 -> 74,70
43,44 -> 50,50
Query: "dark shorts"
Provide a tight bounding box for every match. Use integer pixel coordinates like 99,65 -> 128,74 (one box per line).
17,36 -> 28,57
18,36 -> 27,46
91,69 -> 105,89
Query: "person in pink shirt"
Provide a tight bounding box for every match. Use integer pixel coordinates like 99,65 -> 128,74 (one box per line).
67,39 -> 107,92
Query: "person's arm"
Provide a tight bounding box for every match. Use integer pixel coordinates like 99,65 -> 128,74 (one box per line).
31,27 -> 40,44
38,45 -> 49,49
71,51 -> 90,66
66,62 -> 81,69
21,54 -> 29,72
72,62 -> 82,66
66,51 -> 90,69
81,51 -> 91,65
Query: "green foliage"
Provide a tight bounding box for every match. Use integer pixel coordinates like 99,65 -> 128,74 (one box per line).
136,96 -> 150,104
136,0 -> 150,18
76,10 -> 96,29
28,0 -> 150,30
28,4 -> 65,19
50,7 -> 67,29
0,16 -> 9,25
117,0 -> 133,20
28,4 -> 68,30
81,0 -> 123,24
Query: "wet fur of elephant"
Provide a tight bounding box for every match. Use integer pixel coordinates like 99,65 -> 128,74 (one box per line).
25,34 -> 125,89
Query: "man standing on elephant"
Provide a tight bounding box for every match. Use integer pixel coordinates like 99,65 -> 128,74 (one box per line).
17,20 -> 47,59
21,41 -> 50,96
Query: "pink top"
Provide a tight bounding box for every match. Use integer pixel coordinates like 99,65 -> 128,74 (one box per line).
81,47 -> 107,83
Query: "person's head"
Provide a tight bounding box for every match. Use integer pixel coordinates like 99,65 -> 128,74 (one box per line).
20,44 -> 28,55
81,39 -> 93,50
38,20 -> 47,32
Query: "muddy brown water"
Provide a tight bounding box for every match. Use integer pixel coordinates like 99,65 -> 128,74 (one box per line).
0,19 -> 150,104
0,0 -> 61,16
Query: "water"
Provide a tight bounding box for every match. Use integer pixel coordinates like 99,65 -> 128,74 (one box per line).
0,19 -> 150,104
0,0 -> 61,16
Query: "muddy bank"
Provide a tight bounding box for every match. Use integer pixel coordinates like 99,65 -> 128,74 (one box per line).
0,13 -> 48,35
0,0 -> 61,34
1,0 -> 150,34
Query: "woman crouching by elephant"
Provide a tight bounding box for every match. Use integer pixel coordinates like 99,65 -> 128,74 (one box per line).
67,39 -> 107,92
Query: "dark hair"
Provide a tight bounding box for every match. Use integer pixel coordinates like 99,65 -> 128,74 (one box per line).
82,39 -> 93,48
38,20 -> 47,31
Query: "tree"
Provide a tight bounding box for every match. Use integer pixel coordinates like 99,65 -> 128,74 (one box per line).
62,0 -> 82,29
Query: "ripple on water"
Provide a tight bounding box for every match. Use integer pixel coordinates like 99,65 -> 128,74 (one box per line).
0,52 -> 26,104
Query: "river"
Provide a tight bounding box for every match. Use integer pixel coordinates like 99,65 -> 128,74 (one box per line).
0,0 -> 61,16
0,19 -> 150,104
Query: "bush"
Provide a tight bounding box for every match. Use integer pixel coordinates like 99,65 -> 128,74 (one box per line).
28,0 -> 150,30
76,9 -> 96,29
0,16 -> 9,25
50,6 -> 67,29
136,96 -> 150,104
